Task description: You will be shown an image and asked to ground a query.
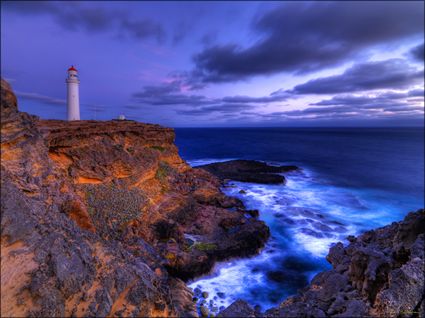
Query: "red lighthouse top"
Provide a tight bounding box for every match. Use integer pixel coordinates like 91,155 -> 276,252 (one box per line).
68,65 -> 77,72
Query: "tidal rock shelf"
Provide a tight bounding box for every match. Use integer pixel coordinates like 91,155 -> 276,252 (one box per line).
195,159 -> 298,184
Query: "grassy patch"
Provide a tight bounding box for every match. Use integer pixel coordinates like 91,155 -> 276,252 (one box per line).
84,183 -> 145,240
192,242 -> 217,252
156,167 -> 167,180
150,145 -> 166,152
155,161 -> 173,181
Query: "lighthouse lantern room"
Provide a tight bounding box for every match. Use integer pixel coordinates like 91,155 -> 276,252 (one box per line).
66,65 -> 80,121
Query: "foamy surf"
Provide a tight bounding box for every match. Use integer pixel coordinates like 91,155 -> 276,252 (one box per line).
188,160 -> 409,313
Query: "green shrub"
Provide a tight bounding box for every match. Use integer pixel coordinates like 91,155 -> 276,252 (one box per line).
155,161 -> 173,181
156,167 -> 167,180
150,145 -> 166,152
192,242 -> 217,251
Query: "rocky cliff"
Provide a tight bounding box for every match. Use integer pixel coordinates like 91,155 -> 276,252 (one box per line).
0,79 -> 269,317
219,209 -> 425,318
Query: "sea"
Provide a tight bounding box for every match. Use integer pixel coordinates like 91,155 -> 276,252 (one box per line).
174,127 -> 424,313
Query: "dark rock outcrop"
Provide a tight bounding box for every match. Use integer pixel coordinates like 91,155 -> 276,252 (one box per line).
0,79 -> 269,317
219,210 -> 425,318
218,299 -> 256,317
196,159 -> 298,184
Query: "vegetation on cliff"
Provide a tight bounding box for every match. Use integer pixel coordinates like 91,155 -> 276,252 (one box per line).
84,184 -> 146,240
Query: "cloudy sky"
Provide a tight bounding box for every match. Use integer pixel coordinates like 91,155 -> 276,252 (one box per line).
1,1 -> 424,127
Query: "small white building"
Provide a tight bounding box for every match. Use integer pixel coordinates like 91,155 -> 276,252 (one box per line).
66,66 -> 80,121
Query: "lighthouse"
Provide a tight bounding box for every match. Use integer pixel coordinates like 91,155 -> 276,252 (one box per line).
66,65 -> 80,121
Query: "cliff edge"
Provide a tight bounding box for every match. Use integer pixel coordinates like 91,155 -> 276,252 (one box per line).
0,79 -> 269,317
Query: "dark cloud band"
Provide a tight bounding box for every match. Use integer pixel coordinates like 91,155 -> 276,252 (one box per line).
191,2 -> 424,82
291,59 -> 424,95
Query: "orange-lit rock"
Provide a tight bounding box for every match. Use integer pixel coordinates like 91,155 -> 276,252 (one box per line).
61,199 -> 96,232
1,78 -> 269,317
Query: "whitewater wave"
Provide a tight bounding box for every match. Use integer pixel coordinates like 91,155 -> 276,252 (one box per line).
188,159 -> 408,313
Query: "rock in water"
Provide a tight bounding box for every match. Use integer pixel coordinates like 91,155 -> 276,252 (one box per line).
202,291 -> 209,299
196,159 -> 298,184
200,305 -> 209,317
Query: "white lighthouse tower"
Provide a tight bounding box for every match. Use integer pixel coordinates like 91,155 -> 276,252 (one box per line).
66,65 -> 80,121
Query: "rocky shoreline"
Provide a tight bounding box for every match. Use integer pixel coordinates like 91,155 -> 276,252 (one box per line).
218,209 -> 425,318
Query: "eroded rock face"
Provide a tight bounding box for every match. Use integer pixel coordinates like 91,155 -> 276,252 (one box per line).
1,79 -> 269,317
1,79 -> 18,118
196,159 -> 298,184
220,210 -> 425,318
